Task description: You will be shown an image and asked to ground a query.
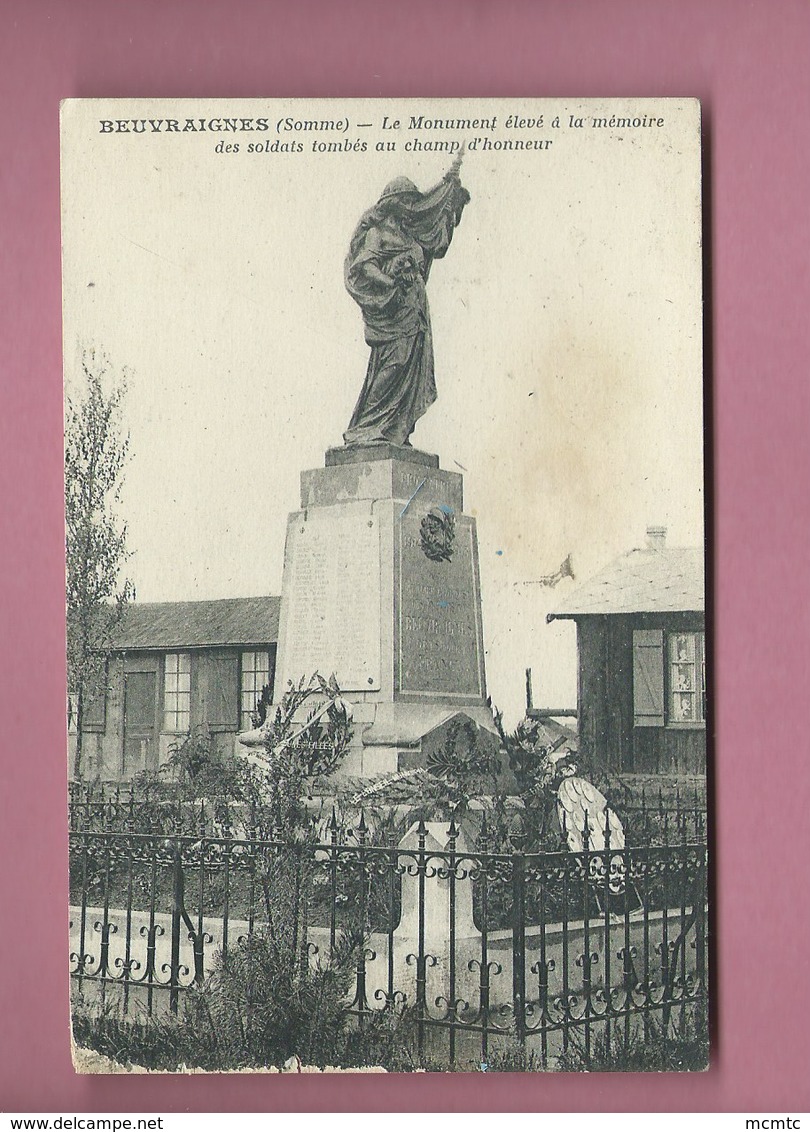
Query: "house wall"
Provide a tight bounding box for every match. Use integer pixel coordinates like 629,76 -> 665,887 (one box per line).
69,645 -> 276,782
577,613 -> 706,777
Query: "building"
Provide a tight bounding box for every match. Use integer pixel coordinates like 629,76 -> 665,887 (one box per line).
69,597 -> 280,781
547,528 -> 706,779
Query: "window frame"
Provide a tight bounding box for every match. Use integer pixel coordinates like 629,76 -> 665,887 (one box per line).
665,629 -> 706,729
240,649 -> 272,731
163,651 -> 192,734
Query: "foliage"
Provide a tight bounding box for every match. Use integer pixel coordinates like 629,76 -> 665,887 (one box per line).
72,993 -> 708,1073
245,673 -> 353,837
250,682 -> 273,728
71,999 -> 198,1072
71,931 -> 441,1072
65,348 -> 135,778
492,707 -> 562,800
186,928 -> 360,1068
72,990 -> 447,1072
266,673 -> 354,778
164,727 -> 251,802
491,706 -> 650,853
71,922 -> 357,1071
339,717 -> 512,846
555,1005 -> 710,1072
423,717 -> 501,809
339,1006 -> 445,1071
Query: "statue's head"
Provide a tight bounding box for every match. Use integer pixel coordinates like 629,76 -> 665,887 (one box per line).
379,175 -> 419,202
378,176 -> 420,218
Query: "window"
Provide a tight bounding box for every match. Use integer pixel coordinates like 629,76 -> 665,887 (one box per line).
633,628 -> 706,728
668,631 -> 706,724
241,650 -> 271,729
164,652 -> 191,731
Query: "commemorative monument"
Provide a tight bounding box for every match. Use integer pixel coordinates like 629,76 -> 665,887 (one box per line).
272,154 -> 498,776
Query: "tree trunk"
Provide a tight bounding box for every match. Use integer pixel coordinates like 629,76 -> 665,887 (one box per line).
72,688 -> 84,780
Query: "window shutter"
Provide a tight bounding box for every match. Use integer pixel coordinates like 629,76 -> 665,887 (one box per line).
208,655 -> 239,730
633,629 -> 665,727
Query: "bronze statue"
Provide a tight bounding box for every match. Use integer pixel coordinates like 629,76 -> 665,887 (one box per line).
343,153 -> 470,448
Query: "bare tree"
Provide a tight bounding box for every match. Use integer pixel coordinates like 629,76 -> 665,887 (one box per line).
65,348 -> 135,778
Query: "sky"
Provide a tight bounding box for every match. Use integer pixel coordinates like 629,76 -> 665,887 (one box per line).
61,97 -> 704,724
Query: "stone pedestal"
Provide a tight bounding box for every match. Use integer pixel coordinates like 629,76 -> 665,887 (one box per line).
274,445 -> 495,776
398,822 -> 478,943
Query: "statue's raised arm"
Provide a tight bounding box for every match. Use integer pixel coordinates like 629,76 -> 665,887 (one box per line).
343,158 -> 470,450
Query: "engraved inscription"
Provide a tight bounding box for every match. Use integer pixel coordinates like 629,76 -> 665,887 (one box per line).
398,511 -> 483,699
392,466 -> 463,512
281,507 -> 381,692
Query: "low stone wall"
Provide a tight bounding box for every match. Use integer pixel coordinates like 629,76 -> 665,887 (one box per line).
70,903 -> 699,1021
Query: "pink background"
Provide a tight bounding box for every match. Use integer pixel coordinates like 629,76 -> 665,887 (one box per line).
2,0 -> 808,1112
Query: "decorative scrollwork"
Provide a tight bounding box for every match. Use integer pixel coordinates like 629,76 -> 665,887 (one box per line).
433,994 -> 470,1022
160,960 -> 191,982
467,957 -> 503,978
373,987 -> 407,1009
405,951 -> 439,969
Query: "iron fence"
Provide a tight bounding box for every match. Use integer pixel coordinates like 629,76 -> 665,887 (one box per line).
69,788 -> 708,1068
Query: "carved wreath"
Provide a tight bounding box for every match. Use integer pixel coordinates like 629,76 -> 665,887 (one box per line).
420,506 -> 456,562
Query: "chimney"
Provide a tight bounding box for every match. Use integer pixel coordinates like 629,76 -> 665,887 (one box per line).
646,525 -> 667,551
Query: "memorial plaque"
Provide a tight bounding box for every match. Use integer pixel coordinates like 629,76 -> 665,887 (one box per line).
279,504 -> 381,692
396,509 -> 485,700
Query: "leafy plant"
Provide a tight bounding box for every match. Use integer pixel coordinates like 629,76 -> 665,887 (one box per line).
164,727 -> 249,800
243,673 -> 353,838
555,1005 -> 709,1072
66,347 -> 135,778
186,927 -> 361,1068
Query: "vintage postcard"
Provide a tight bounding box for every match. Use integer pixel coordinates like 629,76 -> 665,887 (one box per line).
62,97 -> 707,1073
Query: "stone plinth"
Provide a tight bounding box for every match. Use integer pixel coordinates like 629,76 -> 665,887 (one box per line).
274,446 -> 495,775
325,442 -> 439,469
398,822 -> 478,944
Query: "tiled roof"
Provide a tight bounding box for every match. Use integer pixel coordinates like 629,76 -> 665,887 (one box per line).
111,596 -> 281,650
548,546 -> 704,619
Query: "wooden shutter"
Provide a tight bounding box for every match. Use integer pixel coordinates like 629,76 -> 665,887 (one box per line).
208,654 -> 239,730
633,629 -> 665,727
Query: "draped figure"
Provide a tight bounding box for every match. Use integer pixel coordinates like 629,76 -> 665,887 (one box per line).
343,159 -> 470,448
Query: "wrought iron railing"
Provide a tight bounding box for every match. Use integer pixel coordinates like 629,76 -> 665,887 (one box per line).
69,790 -> 708,1068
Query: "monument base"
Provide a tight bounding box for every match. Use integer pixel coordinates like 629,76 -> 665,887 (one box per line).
339,702 -> 500,778
273,445 -> 495,778
325,443 -> 439,469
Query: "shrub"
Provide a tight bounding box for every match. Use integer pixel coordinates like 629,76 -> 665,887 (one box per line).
185,929 -> 359,1068
555,1006 -> 709,1072
71,928 -> 362,1071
